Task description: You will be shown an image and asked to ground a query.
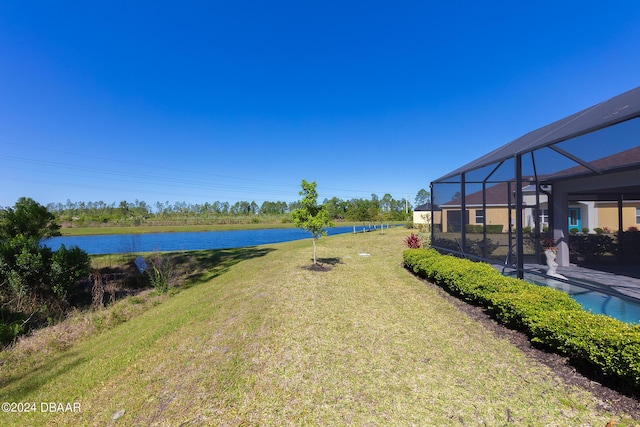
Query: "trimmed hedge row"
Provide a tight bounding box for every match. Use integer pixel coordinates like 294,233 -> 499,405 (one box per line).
403,248 -> 640,395
465,224 -> 503,233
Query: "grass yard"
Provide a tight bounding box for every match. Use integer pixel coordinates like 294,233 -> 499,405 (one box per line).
0,227 -> 637,425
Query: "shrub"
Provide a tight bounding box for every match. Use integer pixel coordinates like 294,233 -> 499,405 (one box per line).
581,227 -> 590,234
431,237 -> 461,254
404,233 -> 422,249
466,224 -> 503,233
0,198 -> 90,343
403,248 -> 640,394
569,234 -> 614,262
430,236 -> 499,258
486,225 -> 503,233
466,224 -> 482,233
464,237 -> 499,258
0,320 -> 24,344
569,228 -> 579,235
594,227 -> 604,235
147,253 -> 176,293
617,230 -> 640,264
49,244 -> 91,300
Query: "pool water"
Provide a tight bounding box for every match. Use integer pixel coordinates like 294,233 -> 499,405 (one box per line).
510,272 -> 640,324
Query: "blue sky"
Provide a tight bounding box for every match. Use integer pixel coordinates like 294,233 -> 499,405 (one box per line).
1,1 -> 639,209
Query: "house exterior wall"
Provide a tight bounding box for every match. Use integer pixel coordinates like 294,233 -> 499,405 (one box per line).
439,202 -> 640,234
441,206 -> 511,232
413,210 -> 430,225
478,207 -> 510,232
595,202 -> 640,231
439,191 -> 553,233
413,210 -> 441,226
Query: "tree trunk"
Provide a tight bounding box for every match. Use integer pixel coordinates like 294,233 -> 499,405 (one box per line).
312,238 -> 317,264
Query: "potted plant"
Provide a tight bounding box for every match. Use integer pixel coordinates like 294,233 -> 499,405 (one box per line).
542,236 -> 557,253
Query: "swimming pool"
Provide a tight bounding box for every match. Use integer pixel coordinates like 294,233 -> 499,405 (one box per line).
506,271 -> 640,324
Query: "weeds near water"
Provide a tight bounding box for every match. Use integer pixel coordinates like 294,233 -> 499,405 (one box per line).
91,269 -> 105,309
148,252 -> 177,293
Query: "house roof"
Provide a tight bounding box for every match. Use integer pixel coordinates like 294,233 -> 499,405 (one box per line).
442,181 -> 514,207
442,146 -> 640,206
414,203 -> 439,211
434,86 -> 640,183
542,145 -> 640,182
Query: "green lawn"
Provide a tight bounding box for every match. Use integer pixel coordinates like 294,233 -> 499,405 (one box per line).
0,228 -> 635,425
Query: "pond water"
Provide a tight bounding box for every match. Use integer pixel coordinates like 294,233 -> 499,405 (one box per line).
42,225 -> 384,255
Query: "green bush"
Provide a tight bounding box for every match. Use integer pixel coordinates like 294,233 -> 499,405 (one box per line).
465,224 -> 503,233
403,248 -> 640,395
617,231 -> 640,264
0,320 -> 24,344
147,253 -> 176,293
430,237 -> 461,254
569,234 -> 614,262
0,198 -> 90,344
486,225 -> 503,233
465,224 -> 482,233
50,244 -> 91,300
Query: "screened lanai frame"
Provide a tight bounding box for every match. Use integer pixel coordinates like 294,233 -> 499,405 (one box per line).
430,86 -> 640,279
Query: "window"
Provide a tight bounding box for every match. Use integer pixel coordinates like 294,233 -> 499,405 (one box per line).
636,207 -> 640,224
475,209 -> 485,224
569,208 -> 580,228
539,209 -> 549,225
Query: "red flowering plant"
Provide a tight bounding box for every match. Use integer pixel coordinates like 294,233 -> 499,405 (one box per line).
404,233 -> 422,249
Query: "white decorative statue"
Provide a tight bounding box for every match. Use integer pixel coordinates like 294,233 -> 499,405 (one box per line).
544,249 -> 567,279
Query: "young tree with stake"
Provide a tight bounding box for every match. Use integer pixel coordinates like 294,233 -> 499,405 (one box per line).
291,180 -> 334,265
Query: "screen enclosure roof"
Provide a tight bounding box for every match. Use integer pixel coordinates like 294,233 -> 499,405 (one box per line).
434,86 -> 640,183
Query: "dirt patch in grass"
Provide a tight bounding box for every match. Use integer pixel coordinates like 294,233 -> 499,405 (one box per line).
301,257 -> 342,272
412,271 -> 640,420
301,263 -> 334,272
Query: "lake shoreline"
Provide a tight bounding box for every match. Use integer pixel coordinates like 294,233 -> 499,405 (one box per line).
59,220 -> 377,236
49,224 -> 402,255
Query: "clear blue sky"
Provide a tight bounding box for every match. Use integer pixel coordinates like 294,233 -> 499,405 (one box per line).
1,1 -> 639,209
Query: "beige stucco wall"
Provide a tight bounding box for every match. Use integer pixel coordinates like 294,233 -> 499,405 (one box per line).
413,210 -> 441,225
595,202 -> 640,231
413,211 -> 430,225
440,202 -> 640,233
480,207 -> 510,231
441,206 -> 511,232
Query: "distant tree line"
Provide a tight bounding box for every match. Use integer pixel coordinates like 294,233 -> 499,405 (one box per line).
44,189 -> 430,227
0,188 -> 430,343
